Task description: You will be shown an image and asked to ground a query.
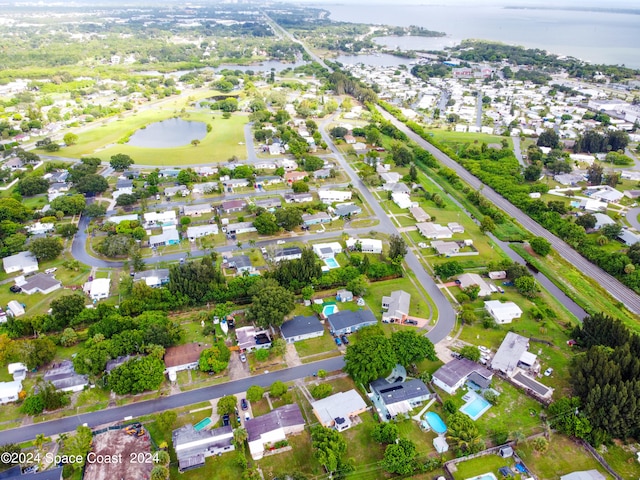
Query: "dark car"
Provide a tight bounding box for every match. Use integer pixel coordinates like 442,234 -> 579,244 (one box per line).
340,335 -> 349,345
9,285 -> 22,293
334,336 -> 342,346
241,398 -> 248,410
227,318 -> 235,329
222,414 -> 230,426
404,319 -> 418,326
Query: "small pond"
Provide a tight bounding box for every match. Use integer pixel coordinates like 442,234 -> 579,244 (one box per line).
127,118 -> 207,148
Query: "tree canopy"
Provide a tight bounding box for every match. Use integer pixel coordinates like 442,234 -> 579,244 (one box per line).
107,356 -> 165,394
110,153 -> 134,171
344,333 -> 396,385
198,341 -> 231,373
390,330 -> 436,367
246,283 -> 294,328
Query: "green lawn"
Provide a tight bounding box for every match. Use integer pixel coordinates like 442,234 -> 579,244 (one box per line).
364,277 -> 433,320
169,452 -> 244,480
516,433 -> 612,479
600,441 -> 640,479
342,412 -> 386,478
294,333 -> 338,358
258,430 -> 323,479
450,453 -> 517,480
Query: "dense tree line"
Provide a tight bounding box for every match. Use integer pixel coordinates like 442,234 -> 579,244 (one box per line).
326,71 -> 378,104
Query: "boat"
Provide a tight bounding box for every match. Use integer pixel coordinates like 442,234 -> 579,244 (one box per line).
220,318 -> 229,335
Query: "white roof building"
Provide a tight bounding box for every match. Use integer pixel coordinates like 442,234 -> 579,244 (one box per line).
186,224 -> 219,241
417,223 -> 453,239
484,300 -> 522,324
7,300 -> 25,318
391,192 -> 414,210
345,238 -> 383,254
458,273 -> 493,297
27,222 -> 54,235
144,210 -> 177,226
382,290 -> 411,323
311,390 -> 367,431
318,190 -> 352,203
3,251 -> 39,274
0,380 -> 22,404
86,278 -> 110,301
313,242 -> 343,259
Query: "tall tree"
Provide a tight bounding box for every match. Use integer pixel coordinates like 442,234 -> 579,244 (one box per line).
344,335 -> 396,385
388,234 -> 407,261
246,285 -> 294,328
29,237 -> 63,261
110,153 -> 134,171
390,330 -> 436,367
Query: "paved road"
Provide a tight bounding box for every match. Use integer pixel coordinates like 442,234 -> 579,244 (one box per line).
1,357 -> 345,444
319,116 -> 457,343
378,107 -> 640,315
626,207 -> 640,230
476,91 -> 483,129
512,136 -> 527,168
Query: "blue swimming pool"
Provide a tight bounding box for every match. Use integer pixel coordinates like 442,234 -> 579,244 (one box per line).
424,411 -> 447,435
324,257 -> 340,269
465,474 -> 498,480
322,304 -> 338,316
194,417 -> 211,431
460,394 -> 491,421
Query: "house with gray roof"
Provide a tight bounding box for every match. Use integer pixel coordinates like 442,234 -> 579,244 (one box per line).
43,360 -> 89,393
560,471 -> 606,480
254,197 -> 282,209
273,246 -> 302,262
149,227 -> 180,247
133,269 -> 170,288
280,315 -> 324,344
246,404 -> 305,460
183,204 -> 213,217
381,290 -> 411,323
302,212 -> 331,226
370,378 -> 432,418
327,310 -> 377,335
490,332 -> 537,377
172,424 -> 234,473
311,389 -> 367,431
618,228 -> 640,246
224,221 -> 256,235
284,192 -> 313,203
3,251 -> 38,274
334,204 -> 362,217
16,273 -> 61,295
165,185 -> 189,197
228,255 -> 253,274
186,224 -> 218,241
313,168 -> 332,179
432,358 -> 493,394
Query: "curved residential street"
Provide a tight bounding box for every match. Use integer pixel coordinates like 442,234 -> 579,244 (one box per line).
378,107 -> 640,314
626,207 -> 640,231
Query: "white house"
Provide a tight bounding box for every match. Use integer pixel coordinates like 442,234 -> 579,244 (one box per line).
246,404 -> 305,460
318,190 -> 352,204
225,222 -> 257,235
7,300 -> 25,318
8,363 -> 27,381
0,380 -> 22,404
431,240 -> 460,256
106,214 -> 139,225
432,358 -> 493,395
16,273 -> 62,295
149,227 -> 180,247
113,179 -> 133,199
3,251 -> 39,274
410,206 -> 431,223
313,242 -> 343,259
186,224 -> 218,241
458,273 -> 493,297
381,290 -> 411,323
27,222 -> 54,235
273,247 -> 303,262
191,182 -> 218,194
391,192 -> 413,210
484,300 -> 522,324
311,390 -> 367,431
144,210 -> 177,227
133,269 -> 170,288
86,278 -> 110,301
280,315 -> 324,344
345,238 -> 383,254
183,204 -> 213,217
165,185 -> 190,197
173,424 -> 235,473
417,223 -> 453,239
43,360 -> 89,393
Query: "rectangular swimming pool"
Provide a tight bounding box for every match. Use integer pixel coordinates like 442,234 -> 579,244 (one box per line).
465,474 -> 498,480
460,394 -> 491,421
324,257 -> 340,269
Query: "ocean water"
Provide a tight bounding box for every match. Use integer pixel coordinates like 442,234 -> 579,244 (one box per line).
323,2 -> 640,67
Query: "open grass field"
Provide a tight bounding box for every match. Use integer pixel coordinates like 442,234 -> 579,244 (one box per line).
450,453 -> 516,480
516,433 -> 612,479
293,332 -> 338,358
424,128 -> 509,147
600,440 -> 640,479
258,430 -> 323,479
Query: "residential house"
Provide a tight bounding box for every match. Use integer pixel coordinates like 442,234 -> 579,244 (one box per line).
225,222 -> 256,236
391,192 -> 413,209
484,300 -> 522,324
448,222 -> 465,234
280,315 -> 324,344
416,223 -> 453,239
589,186 -> 624,204
149,227 -> 180,247
488,271 -> 507,280
592,213 -> 616,230
144,211 -> 177,228
284,171 -> 307,184
370,378 -> 431,418
268,144 -> 284,155
255,175 -> 283,188
236,326 -> 271,352
560,471 -> 606,480
228,255 -> 253,274
380,172 -> 402,185
381,290 -> 411,323
43,360 -> 89,393
194,166 -> 218,177
432,358 -> 493,394
222,179 -> 249,192
318,190 -> 352,204
302,212 -> 331,226
410,206 -> 431,223
284,192 -> 313,203
311,390 -> 367,431
186,224 -> 218,241
312,242 -> 342,259
580,198 -> 607,213
431,240 -> 460,256
46,171 -> 69,183
159,169 -> 180,178
343,134 -> 356,144
7,301 -> 25,318
27,222 -> 54,235
336,289 -> 353,302
133,269 -> 170,288
313,168 -> 331,180
2,158 -> 24,171
3,251 -> 38,274
15,273 -> 62,295
345,238 -> 383,254
191,182 -> 218,194
618,229 -> 640,246
8,363 -> 27,382
221,199 -> 247,214
254,197 -> 281,210
85,278 -> 110,301
273,247 -> 303,262
121,170 -> 140,179
277,159 -> 298,171
457,273 -> 492,297
334,204 -> 362,217
0,380 -> 22,404
388,183 -> 411,195
491,332 -> 534,376
106,214 -> 139,225
165,185 -> 190,197
113,179 -> 133,199
246,404 -> 305,460
164,343 -> 208,381
182,204 -> 213,217
172,424 -> 235,473
327,310 -> 377,335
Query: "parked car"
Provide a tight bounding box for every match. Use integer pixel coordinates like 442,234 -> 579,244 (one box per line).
261,247 -> 267,254
222,414 -> 230,426
404,319 -> 418,325
244,413 -> 250,421
9,285 -> 22,293
340,335 -> 349,345
241,398 -> 248,410
479,346 -> 490,354
276,240 -> 286,245
240,353 -> 247,363
544,368 -> 553,377
334,336 -> 342,346
44,267 -> 57,274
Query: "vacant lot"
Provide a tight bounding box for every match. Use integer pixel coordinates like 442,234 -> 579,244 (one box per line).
83,429 -> 153,480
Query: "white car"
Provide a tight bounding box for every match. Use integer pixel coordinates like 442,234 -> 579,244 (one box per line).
240,353 -> 247,363
478,346 -> 490,354
44,268 -> 57,274
418,242 -> 427,248
261,247 -> 267,254
544,368 -> 553,377
276,240 -> 286,245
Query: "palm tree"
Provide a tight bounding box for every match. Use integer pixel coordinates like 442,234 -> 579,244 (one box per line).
233,427 -> 248,447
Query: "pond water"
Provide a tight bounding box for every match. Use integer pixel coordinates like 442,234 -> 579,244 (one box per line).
127,118 -> 207,148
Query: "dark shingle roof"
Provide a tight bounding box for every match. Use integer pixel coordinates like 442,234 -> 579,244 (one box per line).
327,310 -> 376,332
280,315 -> 324,339
370,378 -> 430,405
432,358 -> 492,388
245,404 -> 304,441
